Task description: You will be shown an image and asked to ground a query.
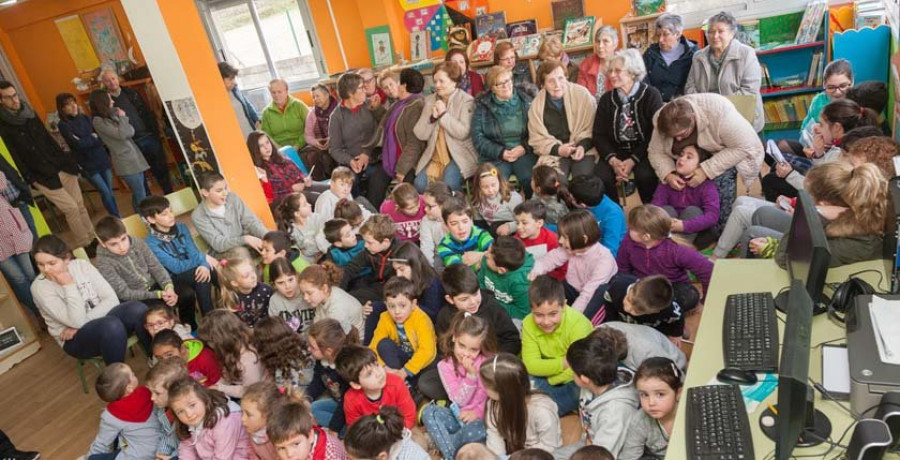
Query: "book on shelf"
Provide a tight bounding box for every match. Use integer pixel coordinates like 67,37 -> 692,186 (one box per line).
761,63 -> 773,89
814,50 -> 825,86
764,93 -> 816,125
805,51 -> 822,86
796,1 -> 826,44
506,19 -> 537,37
469,36 -> 497,62
855,0 -> 887,28
475,12 -> 507,39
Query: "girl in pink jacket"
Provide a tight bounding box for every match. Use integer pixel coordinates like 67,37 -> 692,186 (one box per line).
170,378 -> 251,460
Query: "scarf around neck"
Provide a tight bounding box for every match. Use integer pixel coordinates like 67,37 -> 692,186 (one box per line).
314,97 -> 338,140
383,94 -> 422,176
0,100 -> 35,126
108,386 -> 154,422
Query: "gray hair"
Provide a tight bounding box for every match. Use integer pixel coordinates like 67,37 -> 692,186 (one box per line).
655,13 -> 684,35
610,49 -> 647,81
594,25 -> 619,46
707,11 -> 738,32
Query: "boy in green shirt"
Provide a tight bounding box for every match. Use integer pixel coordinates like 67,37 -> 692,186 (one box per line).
476,236 -> 534,323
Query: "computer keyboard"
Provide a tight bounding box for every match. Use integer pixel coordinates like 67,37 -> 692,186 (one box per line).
686,384 -> 755,460
723,292 -> 779,372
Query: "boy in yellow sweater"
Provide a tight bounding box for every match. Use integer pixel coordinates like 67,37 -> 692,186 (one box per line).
370,276 -> 437,388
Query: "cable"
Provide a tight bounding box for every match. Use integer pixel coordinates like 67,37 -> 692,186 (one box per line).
844,269 -> 889,294
812,337 -> 845,349
810,377 -> 859,420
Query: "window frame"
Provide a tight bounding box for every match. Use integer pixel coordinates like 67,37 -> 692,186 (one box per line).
667,0 -> 823,28
196,0 -> 329,93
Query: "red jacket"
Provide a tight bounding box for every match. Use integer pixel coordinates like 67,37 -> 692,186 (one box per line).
185,339 -> 222,387
517,227 -> 567,281
343,373 -> 416,429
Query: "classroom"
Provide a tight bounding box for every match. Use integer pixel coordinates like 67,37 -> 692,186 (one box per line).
0,0 -> 897,459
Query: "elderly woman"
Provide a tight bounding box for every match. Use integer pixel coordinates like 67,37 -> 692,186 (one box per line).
301,84 -> 338,180
642,13 -> 699,102
648,93 -> 764,227
446,48 -> 484,97
329,72 -> 391,208
538,36 -> 579,82
472,65 -> 537,197
378,68 -> 426,183
685,11 -> 763,132
528,60 -> 598,183
577,26 -> 618,98
494,41 -> 536,95
412,62 -> 479,192
593,49 -> 664,204
358,67 -> 388,110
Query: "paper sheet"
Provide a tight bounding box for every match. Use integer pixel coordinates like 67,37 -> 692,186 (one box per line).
869,296 -> 900,365
821,345 -> 850,398
766,140 -> 787,164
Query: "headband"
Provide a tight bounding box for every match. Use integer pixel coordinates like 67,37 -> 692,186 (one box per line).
492,354 -> 499,372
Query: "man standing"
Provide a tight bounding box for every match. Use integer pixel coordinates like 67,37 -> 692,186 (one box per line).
260,78 -> 309,150
0,81 -> 94,248
100,68 -> 173,194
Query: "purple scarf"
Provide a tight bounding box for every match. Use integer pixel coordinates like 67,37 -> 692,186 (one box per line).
382,94 -> 422,176
313,97 -> 337,140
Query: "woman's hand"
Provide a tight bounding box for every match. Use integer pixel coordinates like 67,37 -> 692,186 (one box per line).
687,168 -> 708,187
433,100 -> 447,118
59,327 -> 78,341
496,223 -> 512,236
557,143 -> 574,158
748,237 -> 767,255
619,158 -> 636,179
571,145 -> 586,161
774,162 -> 793,178
243,235 -> 264,253
664,173 -> 686,191
114,107 -> 126,118
362,301 -> 374,317
671,218 -> 685,232
351,153 -> 370,174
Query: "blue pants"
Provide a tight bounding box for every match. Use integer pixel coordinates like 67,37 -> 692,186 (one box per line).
0,252 -> 36,316
363,301 -> 387,345
494,153 -> 537,198
16,203 -> 36,243
422,404 -> 487,460
119,172 -> 148,213
531,376 -> 580,416
61,300 -> 150,364
415,160 -> 464,193
311,398 -> 338,430
86,168 -> 120,217
564,281 -> 608,325
134,135 -> 173,194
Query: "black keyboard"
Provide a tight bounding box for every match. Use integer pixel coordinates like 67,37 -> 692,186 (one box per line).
723,292 -> 778,372
686,385 -> 755,460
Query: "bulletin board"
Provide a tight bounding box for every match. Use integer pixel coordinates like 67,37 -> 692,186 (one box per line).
54,15 -> 101,72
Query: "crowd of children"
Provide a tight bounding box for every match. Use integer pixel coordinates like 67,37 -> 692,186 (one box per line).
18,55 -> 898,460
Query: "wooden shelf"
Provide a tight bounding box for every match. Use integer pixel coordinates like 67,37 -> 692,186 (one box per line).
756,41 -> 825,56
765,121 -> 803,131
761,86 -> 821,97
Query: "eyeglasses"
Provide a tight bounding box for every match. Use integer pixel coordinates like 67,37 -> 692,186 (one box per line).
0,93 -> 19,101
145,320 -> 170,330
362,77 -> 375,84
493,79 -> 512,88
824,82 -> 852,93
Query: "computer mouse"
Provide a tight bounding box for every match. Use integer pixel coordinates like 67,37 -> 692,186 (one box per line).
716,368 -> 758,386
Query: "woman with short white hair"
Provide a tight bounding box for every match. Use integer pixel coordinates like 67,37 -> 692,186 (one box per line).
592,49 -> 664,203
642,13 -> 699,102
577,25 -> 618,98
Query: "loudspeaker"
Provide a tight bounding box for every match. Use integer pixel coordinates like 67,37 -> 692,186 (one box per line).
845,419 -> 892,460
874,391 -> 900,449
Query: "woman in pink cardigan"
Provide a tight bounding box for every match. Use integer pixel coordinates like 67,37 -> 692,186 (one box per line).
170,378 -> 251,460
301,84 -> 338,181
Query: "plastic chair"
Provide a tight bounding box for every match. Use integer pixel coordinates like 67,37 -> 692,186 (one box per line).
76,335 -> 143,393
166,188 -> 199,217
72,247 -> 89,261
122,214 -> 148,239
279,146 -> 309,175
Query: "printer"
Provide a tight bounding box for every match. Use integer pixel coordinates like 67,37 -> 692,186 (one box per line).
847,295 -> 900,414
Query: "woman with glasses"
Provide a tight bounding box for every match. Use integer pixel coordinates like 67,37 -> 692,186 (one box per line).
593,49 -> 664,204
685,11 -> 764,132
494,41 -> 536,96
642,13 -> 699,102
472,65 -> 537,197
577,26 -> 619,98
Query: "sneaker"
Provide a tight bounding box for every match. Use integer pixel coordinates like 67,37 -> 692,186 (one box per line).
623,180 -> 636,197
1,450 -> 40,460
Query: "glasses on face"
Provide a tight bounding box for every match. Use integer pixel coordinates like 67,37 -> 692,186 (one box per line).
362,77 -> 375,84
0,93 -> 18,101
825,82 -> 852,93
146,320 -> 169,330
493,79 -> 512,88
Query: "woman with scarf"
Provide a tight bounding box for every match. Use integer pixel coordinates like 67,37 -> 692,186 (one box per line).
446,48 -> 484,98
302,84 -> 338,181
378,68 -> 427,183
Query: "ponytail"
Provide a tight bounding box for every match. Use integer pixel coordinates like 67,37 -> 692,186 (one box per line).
274,193 -> 305,234
343,406 -> 406,459
533,164 -> 577,208
821,99 -> 878,134
837,163 -> 888,237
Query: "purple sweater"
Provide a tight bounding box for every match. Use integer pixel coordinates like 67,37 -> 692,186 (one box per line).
437,354 -> 488,419
616,236 -> 713,295
650,180 -> 720,234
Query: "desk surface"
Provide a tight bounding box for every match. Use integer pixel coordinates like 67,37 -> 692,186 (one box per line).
666,259 -> 891,460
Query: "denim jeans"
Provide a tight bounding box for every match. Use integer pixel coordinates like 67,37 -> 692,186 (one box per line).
86,169 -> 120,217
531,376 -> 580,416
119,172 -> 148,213
61,300 -> 150,364
494,153 -> 538,198
351,163 -> 391,210
16,203 -> 36,243
0,252 -> 36,316
422,404 -> 487,460
311,397 -> 338,429
134,135 -> 173,194
415,160 -> 464,192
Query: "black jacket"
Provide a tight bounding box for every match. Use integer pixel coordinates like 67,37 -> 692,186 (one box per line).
435,289 -> 521,356
592,82 -> 663,164
0,115 -> 79,189
305,360 -> 349,432
111,87 -> 159,138
603,273 -> 684,338
57,113 -> 111,174
643,36 -> 699,102
339,237 -> 400,290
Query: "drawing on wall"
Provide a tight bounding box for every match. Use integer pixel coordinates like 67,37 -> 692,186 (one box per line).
164,98 -> 219,181
81,8 -> 128,64
411,30 -> 430,60
55,15 -> 101,72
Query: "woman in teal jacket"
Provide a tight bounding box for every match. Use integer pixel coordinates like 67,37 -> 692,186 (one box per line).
471,65 -> 537,197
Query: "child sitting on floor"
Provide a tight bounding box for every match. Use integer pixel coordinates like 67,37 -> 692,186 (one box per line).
380,182 -> 426,243
217,246 -> 274,328
260,230 -> 310,284
169,377 -> 251,458
339,214 -> 402,303
420,181 -> 453,270
335,345 -> 417,429
568,175 -> 627,256
437,197 -> 494,267
650,144 -> 720,246
276,192 -> 328,263
315,166 -> 373,220
321,219 -> 367,271
477,236 -> 534,322
297,264 -> 364,338
266,399 -> 349,460
472,163 -> 523,237
146,357 -> 190,459
87,363 -> 160,460
151,329 -> 222,387
603,274 -> 684,341
530,165 -> 571,232
268,258 -> 316,334
514,200 -> 566,281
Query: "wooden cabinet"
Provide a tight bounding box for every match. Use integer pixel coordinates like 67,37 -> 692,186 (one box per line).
0,272 -> 40,375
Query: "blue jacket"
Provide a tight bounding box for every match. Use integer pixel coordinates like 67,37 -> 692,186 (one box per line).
325,239 -> 371,277
589,196 -> 627,256
145,222 -> 209,275
642,36 -> 699,102
472,89 -> 533,162
232,87 -> 260,127
57,113 -> 111,174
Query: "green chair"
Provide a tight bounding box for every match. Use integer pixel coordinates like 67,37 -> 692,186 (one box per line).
76,335 -> 143,394
166,187 -> 199,216
122,214 -> 148,239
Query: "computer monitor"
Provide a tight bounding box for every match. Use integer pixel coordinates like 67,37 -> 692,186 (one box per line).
774,190 -> 831,314
761,280 -> 832,458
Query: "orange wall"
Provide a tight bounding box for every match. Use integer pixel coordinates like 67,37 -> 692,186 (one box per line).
0,0 -> 144,118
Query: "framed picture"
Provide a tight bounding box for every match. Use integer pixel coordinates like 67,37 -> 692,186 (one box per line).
507,19 -> 537,37
563,16 -> 595,48
475,12 -> 508,39
448,25 -> 471,50
366,26 -> 394,67
551,0 -> 585,31
632,0 -> 666,16
520,34 -> 543,58
410,30 -> 430,61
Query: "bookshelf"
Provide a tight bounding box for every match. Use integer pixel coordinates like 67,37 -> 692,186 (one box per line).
0,271 -> 40,375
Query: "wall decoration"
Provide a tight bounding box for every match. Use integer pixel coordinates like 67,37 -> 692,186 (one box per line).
404,5 -> 449,50
366,26 -> 395,67
632,0 -> 666,16
512,33 -> 542,58
475,12 -> 507,39
411,30 -> 430,60
445,4 -> 476,36
164,98 -> 220,180
469,36 -> 497,62
397,0 -> 441,11
445,0 -> 488,18
448,25 -> 472,49
563,16 -> 595,48
55,15 -> 101,72
551,0 -> 586,31
507,19 -> 537,37
404,5 -> 440,32
81,8 -> 128,64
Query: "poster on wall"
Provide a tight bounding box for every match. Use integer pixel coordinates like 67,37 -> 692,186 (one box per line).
397,0 -> 440,11
55,15 -> 101,72
366,26 -> 395,67
81,8 -> 128,64
164,98 -> 220,181
404,5 -> 448,50
410,30 -> 430,60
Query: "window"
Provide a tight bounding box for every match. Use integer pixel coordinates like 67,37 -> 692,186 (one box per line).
667,0 -> 815,28
199,0 -> 327,93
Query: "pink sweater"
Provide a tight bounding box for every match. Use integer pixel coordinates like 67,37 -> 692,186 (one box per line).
531,243 -> 618,312
178,401 -> 252,460
379,196 -> 426,243
437,354 -> 488,419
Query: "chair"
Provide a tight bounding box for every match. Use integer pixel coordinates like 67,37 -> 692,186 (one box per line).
76,335 -> 143,393
72,247 -> 89,261
122,214 -> 148,239
166,188 -> 199,217
724,94 -> 757,125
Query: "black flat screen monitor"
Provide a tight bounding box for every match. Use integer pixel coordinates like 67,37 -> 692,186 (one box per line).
777,190 -> 831,313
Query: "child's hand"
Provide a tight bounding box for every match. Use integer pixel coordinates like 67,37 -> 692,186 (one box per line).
496,223 -> 512,236
748,237 -> 767,255
255,167 -> 268,182
155,454 -> 172,460
686,169 -> 707,187
386,367 -> 406,378
59,327 -> 79,341
670,219 -> 684,232
362,301 -> 374,317
462,251 -> 483,266
304,176 -> 313,187
206,255 -> 219,269
459,410 -> 479,423
243,235 -> 263,252
48,268 -> 75,286
162,288 -> 178,307
292,182 -> 306,192
195,266 -> 211,283
527,271 -> 537,281
774,162 -> 793,178
668,336 -> 683,348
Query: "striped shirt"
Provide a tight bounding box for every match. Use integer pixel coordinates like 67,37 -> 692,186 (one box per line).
436,226 -> 494,266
